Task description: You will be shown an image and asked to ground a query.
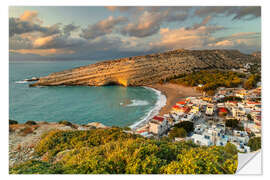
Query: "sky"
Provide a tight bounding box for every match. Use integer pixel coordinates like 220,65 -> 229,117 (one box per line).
9,6 -> 261,61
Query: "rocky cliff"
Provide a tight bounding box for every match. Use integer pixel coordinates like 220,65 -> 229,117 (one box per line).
30,49 -> 260,87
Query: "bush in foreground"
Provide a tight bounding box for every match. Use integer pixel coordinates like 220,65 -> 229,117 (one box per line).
248,137 -> 261,152
10,128 -> 237,174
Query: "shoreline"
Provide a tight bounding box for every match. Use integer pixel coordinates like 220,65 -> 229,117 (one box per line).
147,83 -> 202,115
129,86 -> 167,130
129,83 -> 202,130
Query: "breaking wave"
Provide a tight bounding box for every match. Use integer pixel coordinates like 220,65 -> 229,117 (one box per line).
126,99 -> 149,107
15,80 -> 27,84
129,86 -> 166,130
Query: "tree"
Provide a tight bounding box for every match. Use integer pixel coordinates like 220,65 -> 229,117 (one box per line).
174,121 -> 194,134
169,128 -> 187,140
247,114 -> 253,122
244,74 -> 261,90
224,142 -> 238,155
225,119 -> 240,129
248,137 -> 261,151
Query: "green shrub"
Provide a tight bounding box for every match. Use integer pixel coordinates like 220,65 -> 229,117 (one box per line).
225,119 -> 242,130
58,120 -> 73,126
25,121 -> 37,125
244,74 -> 261,90
9,120 -> 18,125
224,142 -> 238,155
169,70 -> 246,94
248,137 -> 261,151
161,146 -> 237,174
9,160 -> 63,174
169,128 -> 187,140
174,121 -> 194,134
10,128 -> 238,174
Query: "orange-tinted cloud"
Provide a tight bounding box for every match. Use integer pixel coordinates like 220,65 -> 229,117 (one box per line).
10,48 -> 75,56
209,40 -> 234,47
208,32 -> 260,48
33,35 -> 55,48
152,25 -> 224,50
20,10 -> 43,24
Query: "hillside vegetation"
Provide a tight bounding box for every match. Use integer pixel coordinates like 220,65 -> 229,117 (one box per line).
10,128 -> 237,174
169,70 -> 260,95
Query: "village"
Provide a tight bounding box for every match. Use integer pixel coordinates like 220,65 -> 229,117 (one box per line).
135,85 -> 261,153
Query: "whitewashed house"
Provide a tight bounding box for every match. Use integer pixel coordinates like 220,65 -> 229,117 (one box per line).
149,116 -> 169,136
190,133 -> 213,146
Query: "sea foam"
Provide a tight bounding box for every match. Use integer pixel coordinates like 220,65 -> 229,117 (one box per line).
15,80 -> 27,84
129,86 -> 167,130
126,99 -> 149,107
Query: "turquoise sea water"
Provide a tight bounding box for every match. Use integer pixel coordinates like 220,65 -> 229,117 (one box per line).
9,60 -> 158,127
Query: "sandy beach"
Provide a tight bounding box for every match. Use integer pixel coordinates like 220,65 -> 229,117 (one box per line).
147,83 -> 202,116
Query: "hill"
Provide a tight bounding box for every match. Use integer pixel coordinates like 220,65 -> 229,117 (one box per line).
30,49 -> 260,87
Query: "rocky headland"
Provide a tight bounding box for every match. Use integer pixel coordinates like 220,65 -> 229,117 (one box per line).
30,49 -> 260,87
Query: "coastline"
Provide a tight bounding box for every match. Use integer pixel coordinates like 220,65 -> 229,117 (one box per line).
129,86 -> 166,130
129,83 -> 202,130
148,83 -> 202,116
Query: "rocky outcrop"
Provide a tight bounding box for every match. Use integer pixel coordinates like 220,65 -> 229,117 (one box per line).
30,49 -> 260,87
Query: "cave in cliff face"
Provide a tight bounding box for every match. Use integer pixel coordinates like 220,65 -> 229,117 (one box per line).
103,78 -> 128,87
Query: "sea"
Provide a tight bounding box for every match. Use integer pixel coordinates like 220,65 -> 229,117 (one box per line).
9,60 -> 166,129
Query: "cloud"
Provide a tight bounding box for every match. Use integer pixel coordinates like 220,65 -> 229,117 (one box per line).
232,7 -> 261,20
9,34 -> 33,50
208,32 -> 261,51
120,11 -> 161,37
19,10 -> 43,24
151,25 -> 225,51
80,16 -> 128,39
187,16 -> 212,30
10,48 -> 75,56
33,35 -> 56,48
63,24 -> 79,36
120,8 -> 190,37
9,17 -> 60,37
195,6 -> 261,20
9,7 -> 261,60
105,6 -> 139,12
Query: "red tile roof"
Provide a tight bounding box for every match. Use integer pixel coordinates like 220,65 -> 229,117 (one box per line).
180,106 -> 191,113
173,105 -> 181,109
177,101 -> 186,105
247,101 -> 261,105
218,107 -> 228,113
153,116 -> 164,122
137,130 -> 148,134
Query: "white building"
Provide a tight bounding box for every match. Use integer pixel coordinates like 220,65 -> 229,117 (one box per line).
149,116 -> 169,136
190,133 -> 213,146
206,104 -> 215,116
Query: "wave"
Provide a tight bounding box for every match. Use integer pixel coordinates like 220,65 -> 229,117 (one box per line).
125,99 -> 149,107
129,86 -> 167,130
15,80 -> 27,84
